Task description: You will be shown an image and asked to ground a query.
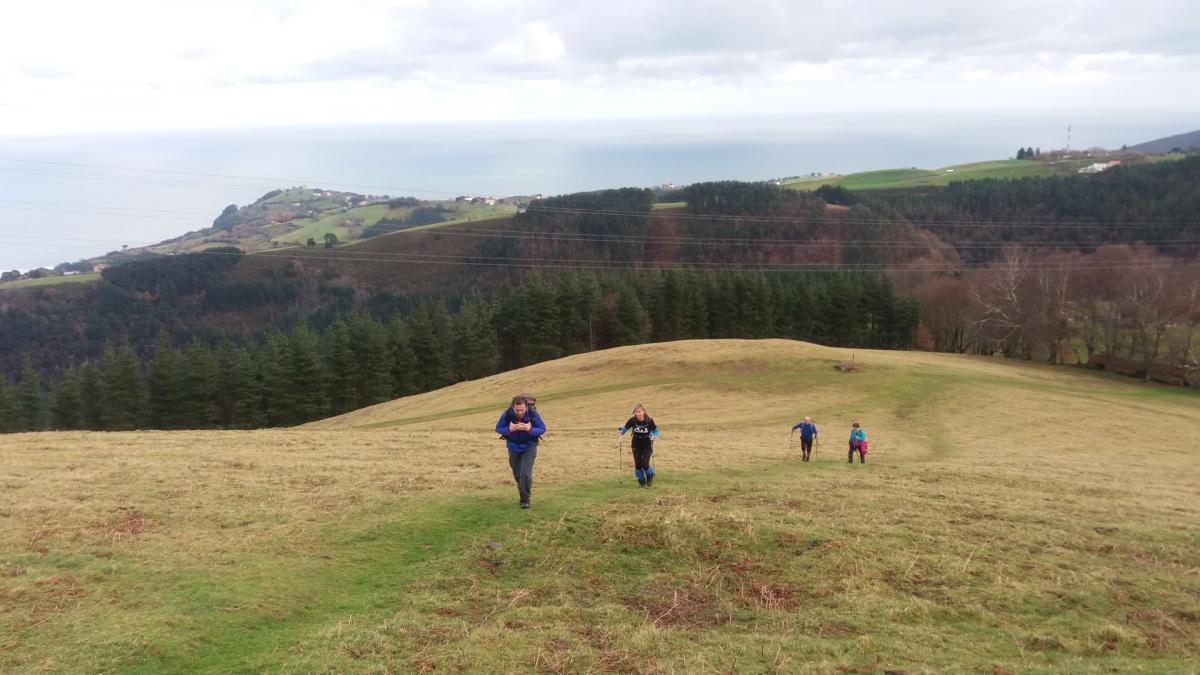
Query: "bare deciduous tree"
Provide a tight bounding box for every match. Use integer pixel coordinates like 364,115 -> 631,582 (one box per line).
915,274 -> 973,353
969,247 -> 1033,358
1120,258 -> 1171,381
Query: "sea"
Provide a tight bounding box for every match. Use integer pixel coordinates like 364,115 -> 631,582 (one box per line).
0,111 -> 1194,271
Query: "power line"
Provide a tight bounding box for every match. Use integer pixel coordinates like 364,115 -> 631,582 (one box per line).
223,247 -> 1195,274
2,158 -> 1194,230
0,166 -> 282,193
3,240 -> 1190,281
5,226 -> 1196,256
2,168 -> 1196,273
424,225 -> 1197,250
2,150 -> 1190,225
270,251 -> 1183,272
21,201 -> 1171,251
4,192 -> 1190,239
520,204 -> 1198,230
4,156 -> 1197,229
0,205 -> 212,223
0,158 -> 468,197
0,199 -> 215,217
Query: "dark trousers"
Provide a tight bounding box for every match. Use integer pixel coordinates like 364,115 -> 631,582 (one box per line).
632,445 -> 654,471
848,442 -> 865,463
800,437 -> 814,460
508,447 -> 537,504
632,444 -> 655,482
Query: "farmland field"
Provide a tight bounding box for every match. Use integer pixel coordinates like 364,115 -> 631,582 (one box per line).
784,159 -> 1095,191
0,273 -> 101,289
2,340 -> 1198,672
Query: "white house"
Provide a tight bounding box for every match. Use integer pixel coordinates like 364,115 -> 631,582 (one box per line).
1078,160 -> 1121,174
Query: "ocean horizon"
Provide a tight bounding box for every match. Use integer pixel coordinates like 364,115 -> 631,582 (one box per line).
0,111 -> 1194,271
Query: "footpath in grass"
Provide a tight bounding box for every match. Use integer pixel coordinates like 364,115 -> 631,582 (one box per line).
15,453 -> 1194,673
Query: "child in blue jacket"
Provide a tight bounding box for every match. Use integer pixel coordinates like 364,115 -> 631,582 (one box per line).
848,422 -> 867,464
494,394 -> 546,508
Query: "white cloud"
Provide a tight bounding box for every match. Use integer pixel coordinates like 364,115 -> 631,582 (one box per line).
490,21 -> 566,64
0,0 -> 1197,135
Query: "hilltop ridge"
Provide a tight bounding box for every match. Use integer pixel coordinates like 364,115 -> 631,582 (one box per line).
1129,129 -> 1200,154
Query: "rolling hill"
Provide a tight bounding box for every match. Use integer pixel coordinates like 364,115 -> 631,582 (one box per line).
3,340 -> 1197,672
1129,129 -> 1200,154
0,154 -> 1109,290
19,187 -> 519,282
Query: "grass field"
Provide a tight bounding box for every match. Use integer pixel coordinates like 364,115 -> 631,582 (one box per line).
784,160 -> 1095,191
277,204 -> 392,246
277,202 -> 518,245
0,272 -> 101,289
400,206 -> 520,234
2,341 -> 1198,672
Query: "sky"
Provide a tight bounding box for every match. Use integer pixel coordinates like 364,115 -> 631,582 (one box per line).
1,0 -> 1197,272
2,0 -> 1198,136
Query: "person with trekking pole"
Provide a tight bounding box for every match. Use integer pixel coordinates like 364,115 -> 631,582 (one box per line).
848,421 -> 868,464
790,416 -> 819,462
618,403 -> 659,487
494,393 -> 546,508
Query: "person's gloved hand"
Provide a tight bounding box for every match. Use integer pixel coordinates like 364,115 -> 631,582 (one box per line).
617,427 -> 626,434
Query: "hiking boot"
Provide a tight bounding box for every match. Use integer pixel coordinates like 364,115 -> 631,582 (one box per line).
520,501 -> 530,509
646,474 -> 654,487
637,479 -> 646,487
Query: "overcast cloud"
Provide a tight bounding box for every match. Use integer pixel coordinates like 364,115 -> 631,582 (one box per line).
0,0 -> 1197,135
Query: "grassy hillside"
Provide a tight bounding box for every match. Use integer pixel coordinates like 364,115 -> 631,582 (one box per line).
784,159 -> 1093,191
158,196 -> 517,255
1129,130 -> 1200,154
2,340 -> 1197,672
14,189 -> 521,281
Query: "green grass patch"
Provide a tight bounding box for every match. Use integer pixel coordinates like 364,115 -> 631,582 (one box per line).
13,459 -> 1195,673
836,168 -> 936,189
0,272 -> 100,289
262,187 -> 316,204
785,160 -> 1096,191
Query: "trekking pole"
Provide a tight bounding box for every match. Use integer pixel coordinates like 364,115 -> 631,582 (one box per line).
652,425 -> 663,470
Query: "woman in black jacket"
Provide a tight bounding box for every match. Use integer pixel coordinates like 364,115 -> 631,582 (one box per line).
619,404 -> 659,487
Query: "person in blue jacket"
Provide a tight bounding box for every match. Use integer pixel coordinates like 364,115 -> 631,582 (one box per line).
619,403 -> 659,486
848,422 -> 867,464
790,416 -> 818,462
494,394 -> 546,508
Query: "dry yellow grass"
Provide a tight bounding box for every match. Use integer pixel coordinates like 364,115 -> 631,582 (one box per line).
1,340 -> 1198,672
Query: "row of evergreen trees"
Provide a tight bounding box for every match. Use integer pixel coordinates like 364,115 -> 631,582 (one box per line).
0,269 -> 917,433
866,155 -> 1200,261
